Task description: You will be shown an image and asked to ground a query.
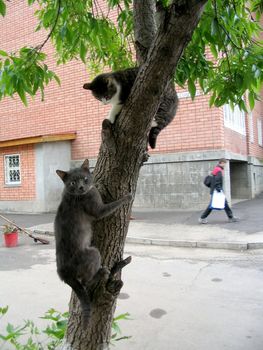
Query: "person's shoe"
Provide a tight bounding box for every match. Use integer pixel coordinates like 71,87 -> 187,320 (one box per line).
198,218 -> 208,224
228,216 -> 239,223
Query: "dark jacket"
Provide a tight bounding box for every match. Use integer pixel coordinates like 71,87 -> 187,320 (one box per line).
210,165 -> 224,194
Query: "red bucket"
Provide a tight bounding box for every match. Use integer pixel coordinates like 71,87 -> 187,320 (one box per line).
4,231 -> 18,247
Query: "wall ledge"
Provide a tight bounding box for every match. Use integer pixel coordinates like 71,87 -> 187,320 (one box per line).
0,132 -> 76,148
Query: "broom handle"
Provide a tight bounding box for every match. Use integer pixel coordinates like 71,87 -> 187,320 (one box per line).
0,213 -> 49,245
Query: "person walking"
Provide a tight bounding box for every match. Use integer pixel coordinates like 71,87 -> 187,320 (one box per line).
199,158 -> 238,224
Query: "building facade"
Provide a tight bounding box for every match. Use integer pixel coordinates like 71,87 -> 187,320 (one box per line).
0,2 -> 263,212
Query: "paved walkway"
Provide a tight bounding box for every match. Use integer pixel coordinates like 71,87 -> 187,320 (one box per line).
1,193 -> 263,250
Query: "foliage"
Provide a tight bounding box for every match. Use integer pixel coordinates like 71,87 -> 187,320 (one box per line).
111,312 -> 132,343
0,0 -> 262,109
0,306 -> 131,349
0,47 -> 60,106
175,0 -> 263,111
0,307 -> 68,350
2,225 -> 17,235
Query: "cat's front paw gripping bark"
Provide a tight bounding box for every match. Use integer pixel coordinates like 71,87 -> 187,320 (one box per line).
101,119 -> 116,154
124,193 -> 133,202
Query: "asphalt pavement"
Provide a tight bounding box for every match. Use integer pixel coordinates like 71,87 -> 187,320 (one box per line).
1,193 -> 263,250
0,195 -> 263,349
0,238 -> 263,350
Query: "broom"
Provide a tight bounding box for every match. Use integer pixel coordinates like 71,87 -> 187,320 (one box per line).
0,213 -> 49,245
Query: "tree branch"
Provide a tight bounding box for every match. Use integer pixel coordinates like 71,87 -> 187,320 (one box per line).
35,0 -> 61,52
133,0 -> 157,63
119,0 -> 208,140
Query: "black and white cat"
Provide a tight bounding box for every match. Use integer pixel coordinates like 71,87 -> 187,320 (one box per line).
54,159 -> 131,324
83,68 -> 178,149
83,68 -> 138,124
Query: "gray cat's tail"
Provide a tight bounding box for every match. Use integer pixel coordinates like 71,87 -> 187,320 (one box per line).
149,87 -> 178,149
78,295 -> 92,326
148,126 -> 161,149
65,277 -> 92,326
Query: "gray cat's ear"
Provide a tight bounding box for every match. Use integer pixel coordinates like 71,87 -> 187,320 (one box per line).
56,170 -> 68,181
83,83 -> 91,90
81,159 -> 90,171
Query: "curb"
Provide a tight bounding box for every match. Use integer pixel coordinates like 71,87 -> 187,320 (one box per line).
32,229 -> 263,251
126,237 -> 260,250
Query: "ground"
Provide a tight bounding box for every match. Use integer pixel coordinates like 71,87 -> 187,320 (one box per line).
0,234 -> 263,350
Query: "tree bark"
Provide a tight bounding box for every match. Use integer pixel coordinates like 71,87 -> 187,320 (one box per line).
133,0 -> 157,63
66,1 -> 208,349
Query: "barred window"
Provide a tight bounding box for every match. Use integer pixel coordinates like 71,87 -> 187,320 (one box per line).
4,154 -> 21,185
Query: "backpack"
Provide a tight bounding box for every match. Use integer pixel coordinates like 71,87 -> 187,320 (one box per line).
203,175 -> 213,188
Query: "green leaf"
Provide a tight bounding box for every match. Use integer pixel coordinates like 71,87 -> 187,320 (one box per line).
210,44 -> 218,59
0,306 -> 9,315
209,93 -> 216,107
248,91 -> 255,110
0,0 -> 6,16
113,313 -> 131,321
17,82 -> 28,106
255,69 -> 261,79
0,49 -> 8,57
211,18 -> 219,36
187,78 -> 196,100
80,41 -> 87,63
53,73 -> 61,86
238,98 -> 248,113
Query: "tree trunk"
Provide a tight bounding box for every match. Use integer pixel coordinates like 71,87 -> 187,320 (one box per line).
65,1 -> 207,349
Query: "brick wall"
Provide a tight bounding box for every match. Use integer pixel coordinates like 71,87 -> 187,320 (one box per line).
0,1 -> 227,162
224,128 -> 248,155
0,145 -> 36,201
153,92 -> 224,154
0,2 -> 262,164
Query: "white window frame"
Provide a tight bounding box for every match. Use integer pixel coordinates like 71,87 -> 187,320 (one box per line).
257,119 -> 263,147
4,154 -> 21,185
223,104 -> 246,135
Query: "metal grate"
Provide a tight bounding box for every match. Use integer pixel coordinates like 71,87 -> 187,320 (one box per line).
4,154 -> 21,185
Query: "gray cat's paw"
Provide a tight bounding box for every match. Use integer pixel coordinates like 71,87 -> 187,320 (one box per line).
142,151 -> 150,164
107,279 -> 124,296
102,119 -> 112,129
124,193 -> 133,201
99,266 -> 110,281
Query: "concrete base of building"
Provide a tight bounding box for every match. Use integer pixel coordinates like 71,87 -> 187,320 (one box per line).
73,150 -> 263,210
1,149 -> 262,213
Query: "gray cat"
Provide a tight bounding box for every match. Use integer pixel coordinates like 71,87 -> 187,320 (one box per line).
54,159 -> 132,324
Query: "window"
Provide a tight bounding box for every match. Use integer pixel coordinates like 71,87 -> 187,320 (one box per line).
4,154 -> 21,185
223,104 -> 246,135
257,119 -> 263,147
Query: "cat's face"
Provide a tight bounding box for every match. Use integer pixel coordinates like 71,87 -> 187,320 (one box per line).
56,159 -> 93,196
83,75 -> 117,105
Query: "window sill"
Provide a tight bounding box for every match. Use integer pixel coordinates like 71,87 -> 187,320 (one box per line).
4,184 -> 22,188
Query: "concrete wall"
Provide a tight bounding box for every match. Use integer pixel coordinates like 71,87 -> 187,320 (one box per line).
229,161 -> 250,199
0,141 -> 71,213
134,151 -> 226,209
248,156 -> 263,198
35,141 -> 71,212
61,150 -> 263,213
72,150 -> 263,210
